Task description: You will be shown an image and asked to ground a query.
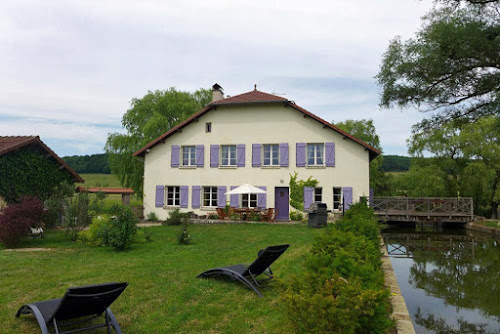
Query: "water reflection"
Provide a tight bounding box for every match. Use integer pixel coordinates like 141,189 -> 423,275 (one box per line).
382,225 -> 500,334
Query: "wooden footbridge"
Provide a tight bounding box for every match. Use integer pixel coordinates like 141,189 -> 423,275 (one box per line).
370,197 -> 474,224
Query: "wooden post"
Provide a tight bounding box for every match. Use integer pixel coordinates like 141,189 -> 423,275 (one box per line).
122,194 -> 131,206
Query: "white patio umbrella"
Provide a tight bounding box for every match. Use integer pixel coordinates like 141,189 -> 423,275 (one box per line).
225,183 -> 266,195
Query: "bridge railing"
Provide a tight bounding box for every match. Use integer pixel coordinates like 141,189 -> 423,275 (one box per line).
369,197 -> 474,219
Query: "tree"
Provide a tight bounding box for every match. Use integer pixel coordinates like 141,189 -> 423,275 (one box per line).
333,119 -> 392,195
105,88 -> 212,197
376,1 -> 500,129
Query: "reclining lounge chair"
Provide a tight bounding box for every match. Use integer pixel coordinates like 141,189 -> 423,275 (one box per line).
16,282 -> 128,334
197,244 -> 289,297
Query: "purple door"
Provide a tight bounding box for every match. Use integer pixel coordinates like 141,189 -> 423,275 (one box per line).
274,187 -> 289,221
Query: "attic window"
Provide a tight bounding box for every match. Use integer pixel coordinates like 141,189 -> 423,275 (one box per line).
205,122 -> 212,133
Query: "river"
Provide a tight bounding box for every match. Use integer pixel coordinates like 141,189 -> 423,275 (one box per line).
381,225 -> 500,334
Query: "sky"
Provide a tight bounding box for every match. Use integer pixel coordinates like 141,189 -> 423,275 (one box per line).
0,0 -> 433,157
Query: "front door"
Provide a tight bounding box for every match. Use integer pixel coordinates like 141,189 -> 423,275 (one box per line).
274,187 -> 289,221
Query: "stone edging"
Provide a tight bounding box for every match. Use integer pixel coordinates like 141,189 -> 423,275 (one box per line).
466,222 -> 500,236
380,237 -> 416,334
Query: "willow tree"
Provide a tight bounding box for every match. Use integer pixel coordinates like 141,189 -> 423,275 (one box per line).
376,0 -> 500,129
105,88 -> 211,197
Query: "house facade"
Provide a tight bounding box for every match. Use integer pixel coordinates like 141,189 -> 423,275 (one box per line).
134,85 -> 379,221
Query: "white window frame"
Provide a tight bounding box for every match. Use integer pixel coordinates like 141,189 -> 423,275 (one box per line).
182,146 -> 196,166
263,144 -> 279,166
242,193 -> 258,208
221,145 -> 237,166
333,187 -> 342,211
307,143 -> 324,166
166,186 -> 180,206
314,187 -> 322,203
203,186 -> 218,207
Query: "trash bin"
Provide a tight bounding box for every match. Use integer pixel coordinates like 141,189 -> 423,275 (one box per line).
308,203 -> 329,228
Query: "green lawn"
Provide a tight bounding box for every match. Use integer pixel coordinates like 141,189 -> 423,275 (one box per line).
78,173 -> 121,188
0,224 -> 319,333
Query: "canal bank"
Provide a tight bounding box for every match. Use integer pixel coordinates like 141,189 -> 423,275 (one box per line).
381,225 -> 500,334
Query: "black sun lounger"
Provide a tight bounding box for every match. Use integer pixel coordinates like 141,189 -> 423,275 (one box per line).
16,282 -> 128,334
197,244 -> 289,297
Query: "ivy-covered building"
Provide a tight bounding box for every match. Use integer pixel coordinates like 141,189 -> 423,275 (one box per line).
0,136 -> 84,203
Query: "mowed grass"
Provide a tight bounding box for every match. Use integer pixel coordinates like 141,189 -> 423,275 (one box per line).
0,224 -> 320,333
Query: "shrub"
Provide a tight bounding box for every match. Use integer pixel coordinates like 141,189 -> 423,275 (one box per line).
144,229 -> 153,242
79,214 -> 112,245
89,191 -> 107,214
208,213 -> 219,220
283,201 -> 391,333
178,219 -> 191,245
249,212 -> 261,221
0,196 -> 46,247
44,181 -> 74,228
289,211 -> 304,221
102,204 -> 137,251
164,208 -> 188,226
147,212 -> 159,222
64,192 -> 92,241
0,196 -> 7,211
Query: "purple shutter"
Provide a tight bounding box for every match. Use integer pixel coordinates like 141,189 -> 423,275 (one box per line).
237,144 -> 245,167
279,143 -> 289,167
252,144 -> 261,167
296,143 -> 306,167
210,145 -> 219,167
257,186 -> 267,208
155,185 -> 164,207
180,186 -> 188,208
304,186 -> 313,210
195,145 -> 204,167
217,186 -> 226,208
230,186 -> 239,208
171,145 -> 180,167
369,188 -> 374,207
343,187 -> 353,210
325,142 -> 335,167
192,186 -> 201,208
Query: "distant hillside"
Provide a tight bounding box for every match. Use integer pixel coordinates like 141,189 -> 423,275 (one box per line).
381,155 -> 411,172
63,153 -> 111,174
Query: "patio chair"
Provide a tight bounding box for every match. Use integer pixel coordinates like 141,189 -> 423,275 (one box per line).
16,282 -> 128,334
30,227 -> 44,238
262,208 -> 279,222
216,208 -> 227,220
197,244 -> 289,297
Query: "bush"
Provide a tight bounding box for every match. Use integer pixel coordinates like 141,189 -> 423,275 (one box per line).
0,196 -> 46,247
147,212 -> 159,221
289,211 -> 304,221
178,219 -> 191,245
249,212 -> 261,221
78,214 -> 112,245
208,213 -> 219,220
164,208 -> 188,225
64,193 -> 92,241
102,204 -> 137,251
283,202 -> 391,333
44,181 -> 74,228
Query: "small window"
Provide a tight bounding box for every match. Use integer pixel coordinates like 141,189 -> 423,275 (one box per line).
314,187 -> 322,202
307,143 -> 324,166
205,122 -> 212,133
333,187 -> 342,210
242,194 -> 257,208
263,144 -> 279,166
182,146 -> 196,166
166,186 -> 180,206
221,145 -> 236,166
203,186 -> 218,207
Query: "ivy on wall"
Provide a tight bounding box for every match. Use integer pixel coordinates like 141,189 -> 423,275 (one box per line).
0,148 -> 74,203
289,172 -> 318,211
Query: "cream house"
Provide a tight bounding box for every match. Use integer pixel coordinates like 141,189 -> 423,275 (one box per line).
134,84 -> 380,221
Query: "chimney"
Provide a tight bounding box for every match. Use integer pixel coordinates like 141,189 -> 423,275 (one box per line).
212,83 -> 224,102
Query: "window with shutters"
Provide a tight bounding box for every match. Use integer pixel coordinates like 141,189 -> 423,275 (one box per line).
242,194 -> 257,208
263,144 -> 279,166
166,186 -> 180,206
203,187 -> 218,207
333,187 -> 342,210
307,143 -> 324,166
182,146 -> 196,166
221,145 -> 237,166
314,187 -> 322,202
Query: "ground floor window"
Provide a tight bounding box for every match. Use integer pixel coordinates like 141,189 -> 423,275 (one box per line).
203,187 -> 218,207
167,186 -> 180,206
314,187 -> 322,202
333,187 -> 342,210
242,194 -> 257,208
